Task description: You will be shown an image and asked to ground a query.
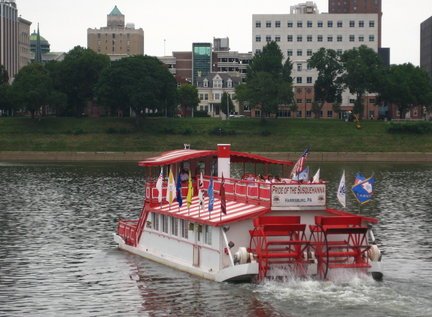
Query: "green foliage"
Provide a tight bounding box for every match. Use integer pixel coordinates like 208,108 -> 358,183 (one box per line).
194,110 -> 210,117
177,84 -> 199,116
220,92 -> 234,115
236,41 -> 294,117
386,121 -> 432,134
208,127 -> 237,136
95,55 -> 177,117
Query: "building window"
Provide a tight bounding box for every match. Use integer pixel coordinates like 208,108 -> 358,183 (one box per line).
337,49 -> 343,55
306,111 -> 312,118
297,49 -> 303,56
151,213 -> 159,231
161,215 -> 168,233
180,219 -> 188,239
327,111 -> 333,118
275,20 -> 281,28
327,36 -> 333,42
369,20 -> 375,27
297,111 -> 302,118
204,94 -> 208,100
317,21 -> 323,27
255,35 -> 261,42
359,36 -> 364,42
287,49 -> 293,57
307,20 -> 313,27
369,35 -> 375,42
255,49 -> 261,54
297,63 -> 302,71
370,98 -> 376,104
296,77 -> 302,84
317,35 -> 323,42
287,35 -> 293,42
359,20 -> 364,27
287,21 -> 293,28
307,77 -> 312,84
297,98 -> 303,104
337,21 -> 343,28
349,20 -> 355,27
214,93 -> 220,100
199,94 -> 203,100
297,35 -> 303,42
307,35 -> 313,42
266,21 -> 271,28
337,35 -> 343,42
327,21 -> 333,27
306,98 -> 312,103
204,225 -> 212,245
349,99 -> 356,104
266,35 -> 272,42
297,21 -> 303,28
203,79 -> 208,87
275,35 -> 281,42
307,63 -> 312,70
349,35 -> 355,42
307,49 -> 312,56
256,21 -> 261,28
227,79 -> 232,88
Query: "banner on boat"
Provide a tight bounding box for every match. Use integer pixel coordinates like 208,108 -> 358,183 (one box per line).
271,184 -> 326,207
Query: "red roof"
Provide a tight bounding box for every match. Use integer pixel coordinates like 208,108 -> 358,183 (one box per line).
147,196 -> 270,226
138,149 -> 293,167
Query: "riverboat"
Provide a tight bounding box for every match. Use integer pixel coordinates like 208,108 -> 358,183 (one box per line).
113,144 -> 383,282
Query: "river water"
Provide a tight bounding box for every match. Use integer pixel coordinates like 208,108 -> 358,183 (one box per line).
0,161 -> 431,317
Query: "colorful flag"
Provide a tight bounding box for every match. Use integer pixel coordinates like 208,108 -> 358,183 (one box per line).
352,175 -> 375,204
208,175 -> 214,212
156,168 -> 163,203
290,146 -> 310,179
354,172 -> 366,185
220,174 -> 226,214
337,170 -> 346,208
293,166 -> 309,181
198,172 -> 204,209
312,168 -> 320,183
166,167 -> 176,206
176,170 -> 183,208
186,170 -> 193,208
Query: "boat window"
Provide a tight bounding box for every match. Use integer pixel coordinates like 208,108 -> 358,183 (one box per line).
180,219 -> 189,239
151,213 -> 159,231
204,225 -> 212,245
170,217 -> 178,236
161,215 -> 169,233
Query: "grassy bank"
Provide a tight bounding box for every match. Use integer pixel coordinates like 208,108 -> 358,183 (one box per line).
0,117 -> 431,152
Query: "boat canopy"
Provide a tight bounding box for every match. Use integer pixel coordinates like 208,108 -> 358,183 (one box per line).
138,149 -> 293,167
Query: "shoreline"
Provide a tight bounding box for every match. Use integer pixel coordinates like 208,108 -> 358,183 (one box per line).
0,151 -> 431,163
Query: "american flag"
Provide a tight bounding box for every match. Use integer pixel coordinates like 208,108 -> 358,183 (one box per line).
290,146 -> 310,179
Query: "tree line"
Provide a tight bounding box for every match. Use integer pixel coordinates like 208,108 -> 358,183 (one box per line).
1,43 -> 431,119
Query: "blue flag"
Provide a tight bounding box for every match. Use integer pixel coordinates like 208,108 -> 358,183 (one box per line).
352,176 -> 375,204
208,176 -> 214,212
176,172 -> 183,207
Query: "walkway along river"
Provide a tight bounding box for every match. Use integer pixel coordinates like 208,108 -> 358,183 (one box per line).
0,161 -> 431,316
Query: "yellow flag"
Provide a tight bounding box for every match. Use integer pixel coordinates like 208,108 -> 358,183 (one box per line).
186,170 -> 194,208
166,167 -> 176,205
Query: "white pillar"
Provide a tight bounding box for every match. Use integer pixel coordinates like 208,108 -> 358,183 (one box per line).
217,144 -> 230,178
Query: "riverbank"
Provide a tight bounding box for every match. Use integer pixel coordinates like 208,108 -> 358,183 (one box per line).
1,151 -> 431,162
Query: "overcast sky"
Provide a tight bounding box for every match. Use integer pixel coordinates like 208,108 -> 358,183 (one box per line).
17,0 -> 431,66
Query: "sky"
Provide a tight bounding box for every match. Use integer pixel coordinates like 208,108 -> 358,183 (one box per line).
16,0 -> 431,66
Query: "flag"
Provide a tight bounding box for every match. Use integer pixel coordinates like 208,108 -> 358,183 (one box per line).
337,170 -> 346,208
176,170 -> 183,208
166,167 -> 176,205
208,175 -> 214,212
292,166 -> 309,181
186,170 -> 193,208
220,174 -> 226,214
290,146 -> 310,179
198,172 -> 204,209
352,175 -> 375,204
354,172 -> 366,185
156,168 -> 163,203
312,168 -> 320,183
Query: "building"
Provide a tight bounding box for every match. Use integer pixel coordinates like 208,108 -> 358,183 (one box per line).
0,0 -> 19,80
252,2 -> 380,119
18,16 -> 31,70
192,43 -> 212,85
421,16 -> 432,82
195,72 -> 242,117
87,5 -> 144,60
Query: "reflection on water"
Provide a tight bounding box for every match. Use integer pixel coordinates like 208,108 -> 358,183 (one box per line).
0,162 -> 431,317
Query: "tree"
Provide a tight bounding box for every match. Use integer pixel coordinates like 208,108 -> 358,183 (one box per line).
56,46 -> 110,116
235,41 -> 294,118
308,48 -> 343,118
0,66 -> 12,115
220,92 -> 234,116
95,55 -> 177,118
340,45 -> 383,118
11,63 -> 53,118
177,83 -> 199,117
380,63 -> 432,118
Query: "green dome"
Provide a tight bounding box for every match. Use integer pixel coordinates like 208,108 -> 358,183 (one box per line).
30,31 -> 48,44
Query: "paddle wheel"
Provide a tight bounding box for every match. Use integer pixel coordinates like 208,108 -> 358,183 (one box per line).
249,216 -> 310,280
309,216 -> 371,279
